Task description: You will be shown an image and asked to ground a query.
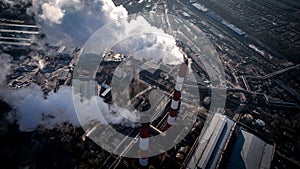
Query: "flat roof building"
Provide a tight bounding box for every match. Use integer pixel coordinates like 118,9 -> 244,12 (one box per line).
226,130 -> 275,169
187,113 -> 235,169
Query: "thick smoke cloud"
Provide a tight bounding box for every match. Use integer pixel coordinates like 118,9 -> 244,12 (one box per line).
28,0 -> 128,47
0,0 -> 183,131
86,15 -> 184,65
40,2 -> 65,24
2,85 -> 78,131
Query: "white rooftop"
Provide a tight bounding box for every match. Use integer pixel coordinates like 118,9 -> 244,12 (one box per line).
187,113 -> 235,169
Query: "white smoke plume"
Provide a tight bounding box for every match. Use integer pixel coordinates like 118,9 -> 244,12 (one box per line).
0,0 -> 184,131
1,83 -> 132,131
27,0 -> 128,48
111,23 -> 184,65
0,54 -> 75,131
40,2 -> 65,24
2,85 -> 78,131
1,77 -> 138,132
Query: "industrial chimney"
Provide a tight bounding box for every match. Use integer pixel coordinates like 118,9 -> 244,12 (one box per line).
139,122 -> 150,167
164,63 -> 187,131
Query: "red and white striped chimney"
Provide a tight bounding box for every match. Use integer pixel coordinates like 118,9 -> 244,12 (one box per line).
139,123 -> 150,167
165,63 -> 187,130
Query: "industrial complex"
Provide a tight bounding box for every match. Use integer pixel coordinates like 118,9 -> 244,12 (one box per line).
0,0 -> 300,169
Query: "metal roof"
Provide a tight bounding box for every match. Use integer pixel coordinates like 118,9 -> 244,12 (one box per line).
227,130 -> 274,169
187,113 -> 235,169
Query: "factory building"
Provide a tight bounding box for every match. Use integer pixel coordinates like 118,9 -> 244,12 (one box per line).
226,130 -> 275,169
186,112 -> 235,169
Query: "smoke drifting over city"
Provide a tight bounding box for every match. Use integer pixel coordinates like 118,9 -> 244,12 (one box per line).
0,0 -> 183,131
29,0 -> 128,47
1,0 -> 300,168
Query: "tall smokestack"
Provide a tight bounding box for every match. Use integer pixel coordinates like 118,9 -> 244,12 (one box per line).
165,63 -> 187,131
139,123 -> 150,167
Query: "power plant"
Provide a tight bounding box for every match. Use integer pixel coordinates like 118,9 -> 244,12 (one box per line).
1,0 -> 299,168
